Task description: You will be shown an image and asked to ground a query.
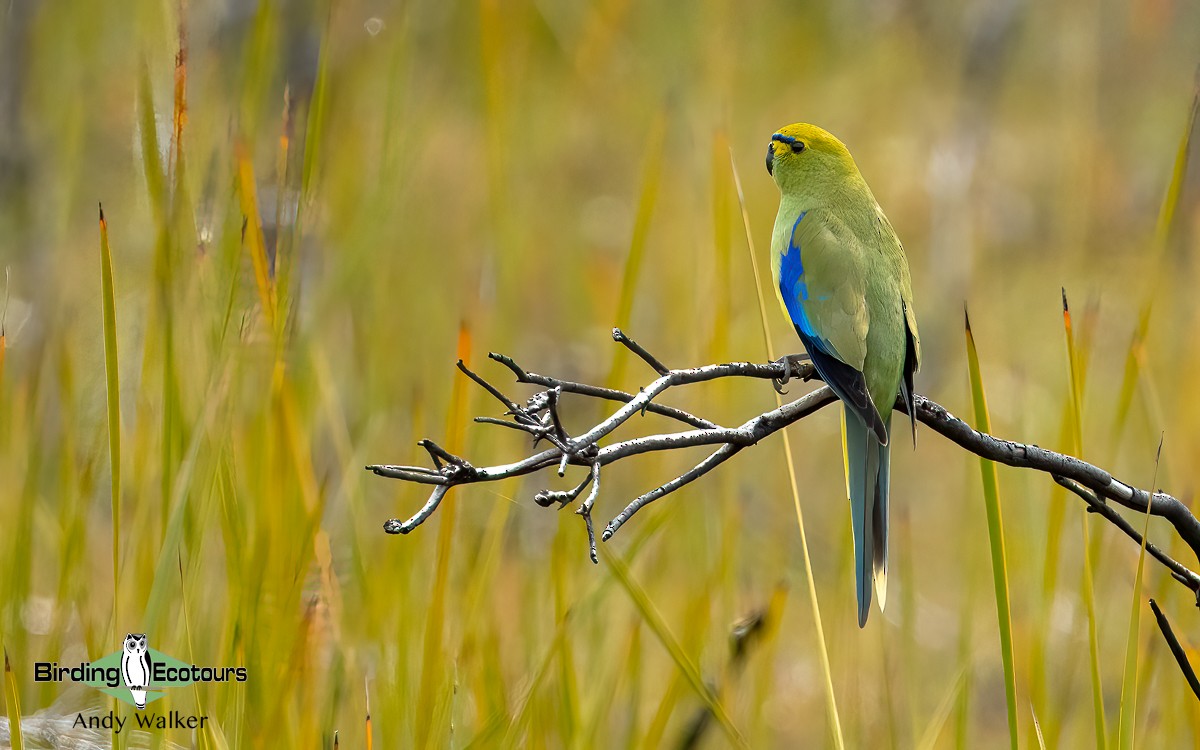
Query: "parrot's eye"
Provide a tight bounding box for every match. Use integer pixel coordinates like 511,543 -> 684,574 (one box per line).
791,141 -> 806,154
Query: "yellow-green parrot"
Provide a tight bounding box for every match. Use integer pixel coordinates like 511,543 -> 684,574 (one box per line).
766,123 -> 920,627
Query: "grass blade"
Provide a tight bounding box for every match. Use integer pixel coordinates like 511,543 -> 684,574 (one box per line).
550,517 -> 581,742
98,205 -> 121,627
1080,526 -> 1106,747
1117,435 -> 1163,748
1062,290 -> 1107,748
3,648 -> 22,750
136,65 -> 167,220
915,665 -> 967,750
1032,702 -> 1046,750
493,507 -> 678,748
1031,296 -> 1097,745
299,0 -> 331,204
1061,290 -> 1085,454
953,546 -> 978,749
963,308 -> 1018,750
729,145 -> 845,749
1151,68 -> 1199,259
280,0 -> 332,319
1,266 -> 8,387
497,617 -> 569,749
143,362 -> 233,630
138,58 -> 186,529
708,131 -> 733,357
365,676 -> 373,750
170,7 -> 187,185
235,148 -> 278,333
638,618 -> 685,747
1110,302 -> 1153,446
1118,70 -> 1200,443
606,112 -> 666,388
599,543 -> 746,748
414,323 -> 471,748
178,555 -> 220,750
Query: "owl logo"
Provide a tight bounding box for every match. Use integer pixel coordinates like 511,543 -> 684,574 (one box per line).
120,633 -> 153,710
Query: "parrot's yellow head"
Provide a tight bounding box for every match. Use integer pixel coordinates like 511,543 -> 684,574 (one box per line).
765,123 -> 861,197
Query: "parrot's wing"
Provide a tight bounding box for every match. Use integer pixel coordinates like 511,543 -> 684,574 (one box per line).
895,235 -> 921,444
899,300 -> 919,445
779,210 -> 887,444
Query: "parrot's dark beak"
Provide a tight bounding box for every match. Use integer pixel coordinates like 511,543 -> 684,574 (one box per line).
765,143 -> 774,175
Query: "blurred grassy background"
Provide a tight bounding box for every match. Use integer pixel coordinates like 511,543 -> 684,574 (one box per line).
2,0 -> 1200,746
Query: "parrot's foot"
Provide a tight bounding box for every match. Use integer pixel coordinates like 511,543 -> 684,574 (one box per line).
772,353 -> 812,394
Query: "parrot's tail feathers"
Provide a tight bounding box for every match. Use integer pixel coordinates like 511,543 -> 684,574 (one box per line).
874,567 -> 887,613
846,410 -> 883,628
872,425 -> 892,611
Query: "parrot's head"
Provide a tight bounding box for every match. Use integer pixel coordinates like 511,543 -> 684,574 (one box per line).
765,123 -> 861,197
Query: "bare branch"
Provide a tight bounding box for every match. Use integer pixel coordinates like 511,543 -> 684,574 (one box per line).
367,336 -> 1200,604
915,396 -> 1200,574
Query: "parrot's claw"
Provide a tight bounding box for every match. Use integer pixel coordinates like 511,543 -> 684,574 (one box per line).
772,353 -> 812,395
772,355 -> 793,394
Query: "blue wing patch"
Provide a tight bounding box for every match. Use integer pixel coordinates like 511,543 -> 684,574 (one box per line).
779,211 -> 836,357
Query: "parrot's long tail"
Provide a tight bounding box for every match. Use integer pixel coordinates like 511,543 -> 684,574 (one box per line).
845,408 -> 891,628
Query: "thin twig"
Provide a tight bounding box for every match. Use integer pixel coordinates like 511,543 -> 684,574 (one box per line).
384,485 -> 450,534
603,443 -> 742,541
1053,476 -> 1200,594
576,462 -> 602,563
534,471 -> 594,508
457,359 -> 521,412
487,351 -> 530,380
1149,599 -> 1200,701
419,439 -> 466,468
488,352 -> 716,429
546,386 -> 568,442
368,464 -> 450,483
2,266 -> 10,337
563,361 -> 805,455
474,416 -> 543,436
613,327 -> 670,375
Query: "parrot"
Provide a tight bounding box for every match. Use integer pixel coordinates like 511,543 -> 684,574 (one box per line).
765,123 -> 920,627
